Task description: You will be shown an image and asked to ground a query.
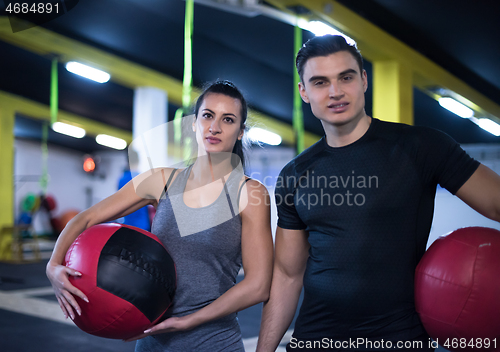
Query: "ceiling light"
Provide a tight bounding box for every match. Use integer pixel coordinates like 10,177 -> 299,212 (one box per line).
438,97 -> 474,118
476,119 -> 500,136
65,61 -> 110,83
96,134 -> 127,150
298,20 -> 356,45
51,122 -> 86,138
247,127 -> 282,146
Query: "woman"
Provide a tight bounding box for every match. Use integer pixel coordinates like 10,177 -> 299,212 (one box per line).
46,80 -> 273,351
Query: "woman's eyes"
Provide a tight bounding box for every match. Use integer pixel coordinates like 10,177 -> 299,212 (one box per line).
202,113 -> 234,123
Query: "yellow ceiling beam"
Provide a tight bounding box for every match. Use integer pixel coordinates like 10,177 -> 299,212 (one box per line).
250,110 -> 319,148
0,17 -> 189,106
373,61 -> 413,125
0,89 -> 321,149
0,16 -> 321,147
0,97 -> 15,235
0,91 -> 133,143
267,0 -> 500,124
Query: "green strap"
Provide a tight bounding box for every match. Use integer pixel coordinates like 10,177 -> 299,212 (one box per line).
174,0 -> 194,148
40,58 -> 58,194
174,107 -> 183,146
293,24 -> 304,155
182,0 -> 194,109
50,58 -> 58,125
39,122 -> 49,194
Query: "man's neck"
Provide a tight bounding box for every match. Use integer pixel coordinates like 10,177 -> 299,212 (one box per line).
323,115 -> 372,148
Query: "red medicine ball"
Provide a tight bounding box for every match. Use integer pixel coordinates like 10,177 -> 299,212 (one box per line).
64,223 -> 176,339
415,227 -> 500,351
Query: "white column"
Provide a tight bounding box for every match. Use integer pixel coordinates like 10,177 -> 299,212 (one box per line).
132,87 -> 168,173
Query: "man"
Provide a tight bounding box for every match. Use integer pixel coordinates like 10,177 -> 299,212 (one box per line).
256,35 -> 500,351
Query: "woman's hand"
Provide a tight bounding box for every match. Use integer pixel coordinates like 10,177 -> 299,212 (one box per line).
44,171 -> 164,321
46,262 -> 89,320
124,315 -> 195,342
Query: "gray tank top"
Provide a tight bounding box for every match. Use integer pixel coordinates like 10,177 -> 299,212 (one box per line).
135,164 -> 246,352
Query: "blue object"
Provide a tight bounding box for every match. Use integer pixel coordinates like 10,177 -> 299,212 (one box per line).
118,170 -> 151,231
18,212 -> 32,225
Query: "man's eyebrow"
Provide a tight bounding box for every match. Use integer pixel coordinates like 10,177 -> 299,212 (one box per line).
338,69 -> 358,76
308,69 -> 358,83
308,75 -> 328,83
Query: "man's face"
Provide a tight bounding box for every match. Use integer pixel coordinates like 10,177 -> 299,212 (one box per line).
299,51 -> 368,128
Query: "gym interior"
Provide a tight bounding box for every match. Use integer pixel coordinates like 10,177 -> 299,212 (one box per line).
1,1 -> 499,351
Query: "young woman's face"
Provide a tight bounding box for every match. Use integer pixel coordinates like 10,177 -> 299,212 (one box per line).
194,93 -> 244,155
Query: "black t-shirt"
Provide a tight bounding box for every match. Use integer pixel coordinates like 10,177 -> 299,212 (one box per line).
275,118 -> 480,342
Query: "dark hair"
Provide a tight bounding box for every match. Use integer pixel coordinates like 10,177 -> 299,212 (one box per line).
194,80 -> 248,170
296,35 -> 363,82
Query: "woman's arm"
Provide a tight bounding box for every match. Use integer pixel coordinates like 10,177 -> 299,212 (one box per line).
130,179 -> 273,338
187,179 -> 273,322
46,168 -> 175,319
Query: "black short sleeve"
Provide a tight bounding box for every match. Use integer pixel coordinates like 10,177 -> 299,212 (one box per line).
275,163 -> 307,230
419,128 -> 480,194
283,119 -> 482,342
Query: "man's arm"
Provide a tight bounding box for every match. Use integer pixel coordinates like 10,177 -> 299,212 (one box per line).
455,164 -> 500,222
256,226 -> 310,352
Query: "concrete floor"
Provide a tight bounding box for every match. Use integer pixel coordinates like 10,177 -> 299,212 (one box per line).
0,240 -> 450,352
0,239 -> 292,352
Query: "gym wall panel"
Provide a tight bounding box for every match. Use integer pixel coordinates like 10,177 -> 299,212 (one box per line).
14,139 -> 127,234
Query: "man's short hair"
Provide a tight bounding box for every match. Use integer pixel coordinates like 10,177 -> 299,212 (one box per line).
296,35 -> 364,82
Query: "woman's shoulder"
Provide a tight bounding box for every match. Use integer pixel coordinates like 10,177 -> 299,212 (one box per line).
237,177 -> 269,213
237,176 -> 268,193
132,167 -> 187,199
